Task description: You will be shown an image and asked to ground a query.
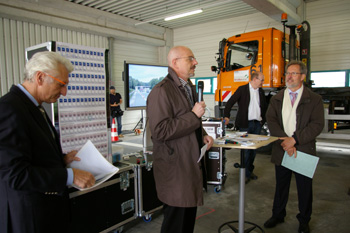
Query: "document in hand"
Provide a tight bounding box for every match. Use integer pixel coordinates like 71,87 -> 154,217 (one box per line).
281,151 -> 319,178
68,140 -> 119,191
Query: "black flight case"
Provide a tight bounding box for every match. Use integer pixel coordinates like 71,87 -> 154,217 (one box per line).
69,162 -> 137,233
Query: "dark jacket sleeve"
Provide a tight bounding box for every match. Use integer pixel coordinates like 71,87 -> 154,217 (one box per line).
223,86 -> 243,118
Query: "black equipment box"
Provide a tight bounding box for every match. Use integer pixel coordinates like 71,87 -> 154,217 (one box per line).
202,120 -> 227,192
69,162 -> 137,233
121,152 -> 163,221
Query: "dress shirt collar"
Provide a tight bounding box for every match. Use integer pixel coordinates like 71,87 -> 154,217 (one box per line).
288,86 -> 302,95
249,82 -> 258,91
178,77 -> 189,87
17,84 -> 39,107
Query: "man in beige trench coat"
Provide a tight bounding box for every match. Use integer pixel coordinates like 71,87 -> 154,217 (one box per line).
147,46 -> 213,233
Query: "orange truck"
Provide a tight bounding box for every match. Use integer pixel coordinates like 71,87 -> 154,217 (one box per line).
211,16 -> 311,118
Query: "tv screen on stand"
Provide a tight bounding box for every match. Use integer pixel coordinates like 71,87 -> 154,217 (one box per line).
124,62 -> 168,110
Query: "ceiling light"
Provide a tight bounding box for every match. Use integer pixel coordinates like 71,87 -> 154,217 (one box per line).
164,9 -> 203,21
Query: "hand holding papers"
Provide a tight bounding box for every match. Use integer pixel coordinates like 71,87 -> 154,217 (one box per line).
282,151 -> 319,178
68,140 -> 119,191
197,143 -> 208,163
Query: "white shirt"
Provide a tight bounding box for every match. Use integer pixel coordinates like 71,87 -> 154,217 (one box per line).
248,83 -> 261,121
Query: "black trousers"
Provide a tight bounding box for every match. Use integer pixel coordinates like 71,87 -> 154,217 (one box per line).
161,204 -> 197,233
272,165 -> 313,224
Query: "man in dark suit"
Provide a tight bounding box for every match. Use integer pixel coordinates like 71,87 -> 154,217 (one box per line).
223,72 -> 267,183
0,51 -> 95,233
264,61 -> 324,233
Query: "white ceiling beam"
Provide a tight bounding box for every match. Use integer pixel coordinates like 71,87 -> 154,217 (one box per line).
0,0 -> 166,46
242,0 -> 302,25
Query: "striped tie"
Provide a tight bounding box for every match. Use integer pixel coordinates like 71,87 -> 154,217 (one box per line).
290,92 -> 298,107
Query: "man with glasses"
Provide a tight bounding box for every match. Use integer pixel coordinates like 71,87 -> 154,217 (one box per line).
264,61 -> 324,233
224,71 -> 267,184
147,46 -> 213,233
0,51 -> 95,233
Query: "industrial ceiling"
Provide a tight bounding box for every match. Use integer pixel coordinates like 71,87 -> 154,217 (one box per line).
66,0 -> 259,29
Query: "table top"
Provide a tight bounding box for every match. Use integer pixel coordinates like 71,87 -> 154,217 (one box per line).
213,133 -> 278,149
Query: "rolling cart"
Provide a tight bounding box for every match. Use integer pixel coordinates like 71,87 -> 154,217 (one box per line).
202,119 -> 227,192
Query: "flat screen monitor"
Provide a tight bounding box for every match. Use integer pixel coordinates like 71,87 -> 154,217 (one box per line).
124,62 -> 168,110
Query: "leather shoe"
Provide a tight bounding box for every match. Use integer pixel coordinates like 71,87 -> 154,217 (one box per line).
250,173 -> 258,180
298,223 -> 310,233
264,217 -> 284,228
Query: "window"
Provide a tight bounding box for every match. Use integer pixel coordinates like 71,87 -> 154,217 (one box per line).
226,40 -> 258,71
192,77 -> 216,94
311,71 -> 347,88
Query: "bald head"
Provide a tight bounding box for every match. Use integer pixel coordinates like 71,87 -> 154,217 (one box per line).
167,46 -> 198,81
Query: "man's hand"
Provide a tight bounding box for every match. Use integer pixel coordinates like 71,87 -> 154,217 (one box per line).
280,137 -> 296,151
192,101 -> 206,118
72,168 -> 95,189
203,135 -> 214,150
224,117 -> 230,125
280,137 -> 297,158
63,150 -> 80,165
286,147 -> 297,158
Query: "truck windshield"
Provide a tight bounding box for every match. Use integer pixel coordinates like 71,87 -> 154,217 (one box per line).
227,40 -> 258,70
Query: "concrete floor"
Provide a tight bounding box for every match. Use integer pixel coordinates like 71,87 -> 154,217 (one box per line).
111,133 -> 350,233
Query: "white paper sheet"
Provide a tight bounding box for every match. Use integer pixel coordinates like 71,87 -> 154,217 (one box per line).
197,143 -> 208,163
68,140 -> 119,191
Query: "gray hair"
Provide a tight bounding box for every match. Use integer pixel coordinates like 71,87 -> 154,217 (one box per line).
286,60 -> 307,75
24,51 -> 74,81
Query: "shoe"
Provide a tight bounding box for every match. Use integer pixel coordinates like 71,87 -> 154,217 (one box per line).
245,177 -> 251,184
250,173 -> 258,180
118,134 -> 124,138
264,217 -> 284,228
298,223 -> 310,233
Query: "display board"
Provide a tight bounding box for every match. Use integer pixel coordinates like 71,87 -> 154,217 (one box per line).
25,41 -> 109,158
56,42 -> 108,157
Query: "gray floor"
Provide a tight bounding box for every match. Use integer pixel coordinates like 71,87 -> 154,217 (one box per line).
111,133 -> 350,233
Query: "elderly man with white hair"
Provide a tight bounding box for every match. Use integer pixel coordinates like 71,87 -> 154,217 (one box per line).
0,51 -> 95,233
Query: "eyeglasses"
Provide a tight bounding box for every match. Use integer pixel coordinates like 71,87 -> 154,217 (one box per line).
43,72 -> 68,87
176,56 -> 197,62
257,78 -> 264,82
285,72 -> 302,77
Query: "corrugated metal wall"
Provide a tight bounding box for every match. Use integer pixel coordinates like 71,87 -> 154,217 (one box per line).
0,17 -> 108,96
306,0 -> 350,71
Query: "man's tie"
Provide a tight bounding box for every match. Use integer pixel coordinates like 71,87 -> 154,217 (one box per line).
184,84 -> 194,107
38,105 -> 55,139
290,92 -> 298,107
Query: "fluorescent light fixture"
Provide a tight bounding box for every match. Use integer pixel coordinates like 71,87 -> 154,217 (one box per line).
164,9 -> 203,21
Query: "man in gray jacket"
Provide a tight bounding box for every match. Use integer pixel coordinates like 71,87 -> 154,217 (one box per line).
147,46 -> 213,233
264,61 -> 324,233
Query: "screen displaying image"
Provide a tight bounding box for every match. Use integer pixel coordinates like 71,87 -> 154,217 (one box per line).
124,63 -> 168,109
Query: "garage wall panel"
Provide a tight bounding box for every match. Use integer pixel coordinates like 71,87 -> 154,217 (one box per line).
0,17 -> 108,96
306,0 -> 350,71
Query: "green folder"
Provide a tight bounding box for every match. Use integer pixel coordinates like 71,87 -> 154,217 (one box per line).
281,151 -> 319,178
